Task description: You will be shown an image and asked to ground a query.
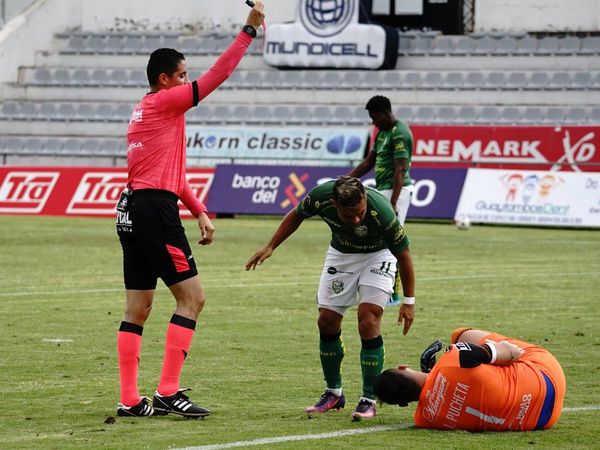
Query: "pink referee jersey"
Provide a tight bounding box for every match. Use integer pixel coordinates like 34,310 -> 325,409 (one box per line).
126,31 -> 253,217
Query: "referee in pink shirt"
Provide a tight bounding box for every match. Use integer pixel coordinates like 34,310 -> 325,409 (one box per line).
115,2 -> 265,418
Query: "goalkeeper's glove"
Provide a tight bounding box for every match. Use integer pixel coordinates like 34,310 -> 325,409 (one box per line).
420,339 -> 444,373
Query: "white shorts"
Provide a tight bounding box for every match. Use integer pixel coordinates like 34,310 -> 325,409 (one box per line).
317,246 -> 397,316
379,185 -> 414,226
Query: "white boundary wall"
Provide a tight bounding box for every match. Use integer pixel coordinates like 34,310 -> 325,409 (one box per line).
0,0 -> 599,91
475,0 -> 600,32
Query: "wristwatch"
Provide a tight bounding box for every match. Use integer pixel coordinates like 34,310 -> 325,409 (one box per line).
242,24 -> 257,38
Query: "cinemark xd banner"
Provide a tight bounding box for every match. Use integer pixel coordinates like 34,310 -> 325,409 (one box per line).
412,125 -> 600,172
207,164 -> 466,218
0,167 -> 214,217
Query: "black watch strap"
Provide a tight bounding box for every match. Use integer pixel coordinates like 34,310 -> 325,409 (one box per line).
242,25 -> 257,38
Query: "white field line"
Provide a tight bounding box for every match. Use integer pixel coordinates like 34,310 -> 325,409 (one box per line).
176,406 -> 600,450
1,271 -> 599,298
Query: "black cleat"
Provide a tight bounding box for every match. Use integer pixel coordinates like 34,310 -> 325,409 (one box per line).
117,397 -> 154,417
153,388 -> 210,419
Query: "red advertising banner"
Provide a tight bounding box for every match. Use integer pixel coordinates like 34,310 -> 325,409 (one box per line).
411,126 -> 600,172
0,167 -> 214,217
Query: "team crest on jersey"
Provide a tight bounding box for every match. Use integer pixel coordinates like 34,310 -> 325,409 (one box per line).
331,280 -> 344,294
354,225 -> 368,237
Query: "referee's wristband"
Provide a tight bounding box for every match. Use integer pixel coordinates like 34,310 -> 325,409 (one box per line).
402,296 -> 415,305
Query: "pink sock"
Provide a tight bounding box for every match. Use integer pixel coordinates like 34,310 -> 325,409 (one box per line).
157,315 -> 196,396
117,322 -> 143,406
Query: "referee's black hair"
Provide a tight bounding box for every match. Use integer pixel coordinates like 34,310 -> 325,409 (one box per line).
365,95 -> 392,113
147,48 -> 185,86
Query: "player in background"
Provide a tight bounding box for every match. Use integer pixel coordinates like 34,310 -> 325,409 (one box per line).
115,2 -> 265,418
349,95 -> 414,304
246,176 -> 416,421
373,327 -> 566,431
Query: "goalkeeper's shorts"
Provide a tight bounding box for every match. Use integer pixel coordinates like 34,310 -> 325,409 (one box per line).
480,331 -> 566,430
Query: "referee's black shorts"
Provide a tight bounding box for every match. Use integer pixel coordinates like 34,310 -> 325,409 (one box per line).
116,189 -> 198,290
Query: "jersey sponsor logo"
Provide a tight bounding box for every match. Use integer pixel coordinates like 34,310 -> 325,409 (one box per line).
127,141 -> 143,152
115,210 -> 132,233
515,393 -> 532,426
353,225 -> 368,237
331,279 -> 344,294
67,172 -> 128,215
130,109 -> 143,124
0,171 -> 59,213
422,373 -> 449,422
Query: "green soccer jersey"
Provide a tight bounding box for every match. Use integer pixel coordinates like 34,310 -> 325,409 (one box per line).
372,120 -> 413,190
295,180 -> 409,254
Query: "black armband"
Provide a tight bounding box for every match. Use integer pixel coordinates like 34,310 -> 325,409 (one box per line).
242,25 -> 257,38
456,342 -> 493,368
191,80 -> 199,107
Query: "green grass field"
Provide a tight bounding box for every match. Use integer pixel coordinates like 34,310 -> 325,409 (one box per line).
0,215 -> 599,449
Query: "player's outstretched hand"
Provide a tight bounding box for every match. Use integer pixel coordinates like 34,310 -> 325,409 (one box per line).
197,212 -> 215,246
420,339 -> 444,373
245,245 -> 273,270
397,304 -> 414,335
246,1 -> 265,30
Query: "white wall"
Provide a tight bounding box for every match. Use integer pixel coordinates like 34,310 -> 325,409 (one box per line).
81,0 -> 296,34
0,0 -> 79,87
475,0 -> 600,32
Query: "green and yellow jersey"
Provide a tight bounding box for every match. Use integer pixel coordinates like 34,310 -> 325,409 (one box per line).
372,121 -> 413,189
296,180 -> 409,254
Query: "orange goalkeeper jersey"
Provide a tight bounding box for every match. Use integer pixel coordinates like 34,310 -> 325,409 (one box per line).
414,333 -> 565,431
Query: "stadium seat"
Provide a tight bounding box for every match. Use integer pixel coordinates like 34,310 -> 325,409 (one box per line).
430,37 -> 454,56
498,107 -> 521,124
483,71 -> 506,90
422,72 -> 443,89
63,35 -> 85,54
331,106 -> 354,125
477,106 -> 501,123
457,106 -> 477,123
564,108 -> 587,124
522,107 -> 543,123
453,37 -> 476,55
395,106 -> 413,122
493,37 -> 518,55
402,71 -> 422,89
0,102 -> 18,120
247,105 -> 274,125
536,37 -> 561,55
380,71 -> 402,89
557,36 -> 581,55
441,72 -> 463,90
513,36 -> 538,55
23,138 -> 44,154
121,35 -> 143,54
504,72 -> 528,90
407,37 -> 432,55
580,36 -> 600,55
526,72 -> 550,90
589,107 -> 600,123
269,105 -> 291,125
542,107 -> 565,124
547,72 -> 570,90
38,103 -> 56,121
568,72 -> 591,90
321,71 -> 343,89
436,106 -> 456,124
462,72 -> 485,90
414,106 -> 435,124
472,37 -> 496,55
